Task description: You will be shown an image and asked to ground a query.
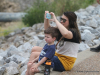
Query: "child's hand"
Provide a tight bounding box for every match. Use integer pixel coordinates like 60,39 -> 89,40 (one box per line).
32,60 -> 35,63
32,64 -> 38,70
28,60 -> 34,64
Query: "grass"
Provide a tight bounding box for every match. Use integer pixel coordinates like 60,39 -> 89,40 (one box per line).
0,21 -> 27,37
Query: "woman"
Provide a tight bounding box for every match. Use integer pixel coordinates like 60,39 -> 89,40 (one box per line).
27,11 -> 81,72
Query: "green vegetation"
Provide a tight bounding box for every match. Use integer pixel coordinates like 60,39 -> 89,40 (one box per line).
22,0 -> 54,26
0,0 -> 96,37
54,0 -> 95,15
22,0 -> 96,26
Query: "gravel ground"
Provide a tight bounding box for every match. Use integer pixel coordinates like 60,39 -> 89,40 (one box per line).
60,52 -> 100,75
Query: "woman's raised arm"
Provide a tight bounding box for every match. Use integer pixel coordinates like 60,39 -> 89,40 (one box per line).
44,11 -> 51,30
50,12 -> 73,39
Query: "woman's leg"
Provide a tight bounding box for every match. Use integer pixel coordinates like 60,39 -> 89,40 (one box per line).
53,56 -> 65,72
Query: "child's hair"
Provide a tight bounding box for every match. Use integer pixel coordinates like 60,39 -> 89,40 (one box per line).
44,27 -> 59,39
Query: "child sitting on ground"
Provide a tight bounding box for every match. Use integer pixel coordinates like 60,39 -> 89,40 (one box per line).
26,27 -> 59,75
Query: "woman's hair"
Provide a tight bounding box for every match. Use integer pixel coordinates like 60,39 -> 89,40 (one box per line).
64,11 -> 81,42
44,27 -> 59,39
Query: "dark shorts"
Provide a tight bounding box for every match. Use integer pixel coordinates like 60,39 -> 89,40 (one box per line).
52,56 -> 65,72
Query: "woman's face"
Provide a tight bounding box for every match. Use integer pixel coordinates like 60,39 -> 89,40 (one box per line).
60,14 -> 69,28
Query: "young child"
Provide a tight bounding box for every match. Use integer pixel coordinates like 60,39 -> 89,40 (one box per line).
26,27 -> 59,75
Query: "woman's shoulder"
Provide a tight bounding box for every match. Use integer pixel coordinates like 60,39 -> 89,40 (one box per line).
69,29 -> 80,43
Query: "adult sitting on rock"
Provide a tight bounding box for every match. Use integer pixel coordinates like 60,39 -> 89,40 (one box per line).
27,11 -> 81,73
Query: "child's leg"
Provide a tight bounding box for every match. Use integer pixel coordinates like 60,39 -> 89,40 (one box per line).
30,68 -> 39,75
25,71 -> 29,75
26,52 -> 40,75
31,46 -> 42,53
29,52 -> 40,61
26,62 -> 33,75
29,63 -> 39,75
26,46 -> 42,75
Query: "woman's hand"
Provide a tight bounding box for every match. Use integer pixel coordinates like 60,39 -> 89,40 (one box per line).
44,11 -> 57,22
44,11 -> 49,19
49,12 -> 57,22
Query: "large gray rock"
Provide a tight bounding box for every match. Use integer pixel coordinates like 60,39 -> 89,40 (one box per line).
0,56 -> 5,66
8,61 -> 19,68
0,67 -> 6,75
5,67 -> 19,75
25,32 -> 36,37
18,42 -> 32,53
9,54 -> 25,64
6,45 -> 19,56
79,42 -> 90,51
0,51 -> 8,58
38,39 -> 46,47
21,69 -> 27,75
20,65 -> 27,74
85,5 -> 95,14
92,5 -> 100,15
37,35 -> 45,40
81,30 -> 95,44
14,36 -> 24,47
20,58 -> 29,68
85,18 -> 98,28
0,49 -> 4,53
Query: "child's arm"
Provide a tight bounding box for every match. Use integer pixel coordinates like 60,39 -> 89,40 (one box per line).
32,57 -> 47,69
37,57 -> 47,66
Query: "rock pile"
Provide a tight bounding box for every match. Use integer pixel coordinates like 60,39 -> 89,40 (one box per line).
0,4 -> 100,75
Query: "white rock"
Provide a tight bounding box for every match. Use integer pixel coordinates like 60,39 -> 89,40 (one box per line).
6,67 -> 19,75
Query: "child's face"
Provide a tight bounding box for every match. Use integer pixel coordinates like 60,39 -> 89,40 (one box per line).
44,34 -> 56,45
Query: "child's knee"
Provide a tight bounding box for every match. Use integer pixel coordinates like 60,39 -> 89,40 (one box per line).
27,62 -> 32,68
31,46 -> 37,52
